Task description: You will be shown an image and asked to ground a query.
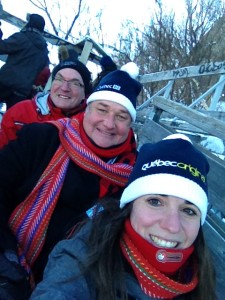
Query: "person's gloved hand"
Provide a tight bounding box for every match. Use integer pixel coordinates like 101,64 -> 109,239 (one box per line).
0,252 -> 31,300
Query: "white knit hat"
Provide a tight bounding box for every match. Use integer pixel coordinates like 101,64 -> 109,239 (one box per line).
120,134 -> 209,225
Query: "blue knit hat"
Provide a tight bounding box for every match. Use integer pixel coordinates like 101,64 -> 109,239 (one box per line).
87,62 -> 142,121
120,134 -> 209,224
100,55 -> 117,71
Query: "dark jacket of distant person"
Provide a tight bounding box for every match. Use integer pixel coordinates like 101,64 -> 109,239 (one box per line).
0,14 -> 49,107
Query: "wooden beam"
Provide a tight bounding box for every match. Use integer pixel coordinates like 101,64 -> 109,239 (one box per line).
139,61 -> 225,83
153,96 -> 225,140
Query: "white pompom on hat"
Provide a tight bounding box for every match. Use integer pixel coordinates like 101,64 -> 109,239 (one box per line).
120,62 -> 139,78
86,62 -> 142,121
120,134 -> 210,225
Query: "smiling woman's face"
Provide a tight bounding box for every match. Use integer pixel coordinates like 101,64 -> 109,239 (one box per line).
130,194 -> 201,249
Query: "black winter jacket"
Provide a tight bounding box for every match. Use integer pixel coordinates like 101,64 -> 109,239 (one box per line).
0,28 -> 48,97
0,123 -> 101,282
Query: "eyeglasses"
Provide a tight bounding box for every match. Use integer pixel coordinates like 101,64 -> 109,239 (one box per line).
54,75 -> 84,89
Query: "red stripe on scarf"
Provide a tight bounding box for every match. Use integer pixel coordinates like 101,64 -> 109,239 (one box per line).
8,114 -> 136,276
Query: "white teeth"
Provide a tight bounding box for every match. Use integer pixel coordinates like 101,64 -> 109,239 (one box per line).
59,95 -> 69,99
151,235 -> 177,248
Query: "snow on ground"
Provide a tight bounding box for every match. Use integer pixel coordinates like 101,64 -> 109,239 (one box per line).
216,100 -> 225,112
200,136 -> 225,155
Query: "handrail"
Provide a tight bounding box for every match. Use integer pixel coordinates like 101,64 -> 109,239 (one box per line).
152,96 -> 225,140
138,96 -> 225,217
139,61 -> 225,83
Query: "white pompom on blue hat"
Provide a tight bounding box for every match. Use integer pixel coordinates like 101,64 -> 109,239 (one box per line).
120,134 -> 210,225
86,62 -> 142,121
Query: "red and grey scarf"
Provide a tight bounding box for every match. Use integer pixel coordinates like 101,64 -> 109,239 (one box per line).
8,113 -> 136,275
120,219 -> 198,299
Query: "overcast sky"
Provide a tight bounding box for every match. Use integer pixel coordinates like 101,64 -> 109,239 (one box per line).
1,0 -> 186,37
0,0 -> 186,71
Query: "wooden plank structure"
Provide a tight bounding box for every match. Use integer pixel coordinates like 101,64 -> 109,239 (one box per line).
135,96 -> 225,298
138,60 -> 225,111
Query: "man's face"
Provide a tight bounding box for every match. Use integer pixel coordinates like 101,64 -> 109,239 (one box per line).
83,100 -> 132,148
50,68 -> 85,112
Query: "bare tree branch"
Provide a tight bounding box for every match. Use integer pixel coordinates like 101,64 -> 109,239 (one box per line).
28,0 -> 84,38
65,0 -> 83,40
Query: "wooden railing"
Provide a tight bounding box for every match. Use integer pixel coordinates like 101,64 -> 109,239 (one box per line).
138,61 -> 225,111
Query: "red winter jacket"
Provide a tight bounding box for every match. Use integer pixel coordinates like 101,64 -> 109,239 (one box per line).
0,92 -> 86,148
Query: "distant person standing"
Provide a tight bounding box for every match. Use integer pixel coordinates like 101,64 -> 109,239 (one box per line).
0,13 -> 49,109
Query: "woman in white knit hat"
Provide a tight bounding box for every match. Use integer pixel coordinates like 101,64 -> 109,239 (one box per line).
30,134 -> 217,300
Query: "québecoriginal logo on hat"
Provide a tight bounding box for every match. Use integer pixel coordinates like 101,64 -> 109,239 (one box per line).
141,158 -> 206,184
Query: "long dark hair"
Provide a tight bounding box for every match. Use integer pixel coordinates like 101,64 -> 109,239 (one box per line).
79,198 -> 217,300
181,227 -> 217,300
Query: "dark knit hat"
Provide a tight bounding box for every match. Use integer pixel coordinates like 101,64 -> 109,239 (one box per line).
120,134 -> 209,224
52,60 -> 92,96
100,55 -> 117,71
26,14 -> 45,32
87,62 -> 142,121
